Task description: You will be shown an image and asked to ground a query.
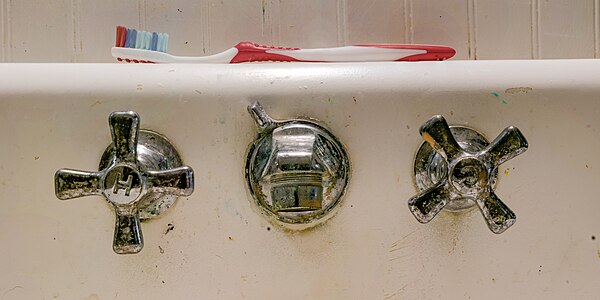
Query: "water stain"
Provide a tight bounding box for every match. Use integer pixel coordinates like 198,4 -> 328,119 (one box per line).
90,100 -> 103,107
85,294 -> 100,300
505,87 -> 532,94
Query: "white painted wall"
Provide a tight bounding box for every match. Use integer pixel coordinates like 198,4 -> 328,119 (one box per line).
0,0 -> 598,62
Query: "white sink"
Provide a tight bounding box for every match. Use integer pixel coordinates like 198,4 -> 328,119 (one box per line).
1,60 -> 599,299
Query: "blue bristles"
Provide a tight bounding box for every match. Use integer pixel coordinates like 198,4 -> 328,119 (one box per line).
125,29 -> 137,48
151,32 -> 158,51
122,27 -> 168,52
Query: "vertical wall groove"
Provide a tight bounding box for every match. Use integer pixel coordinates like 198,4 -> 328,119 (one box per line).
336,0 -> 347,46
403,0 -> 413,43
70,0 -> 81,62
270,0 -> 281,46
201,0 -> 209,54
595,0 -> 599,58
1,0 -> 4,62
530,0 -> 540,59
467,0 -> 477,60
261,0 -> 269,43
2,0 -> 10,62
137,0 -> 146,30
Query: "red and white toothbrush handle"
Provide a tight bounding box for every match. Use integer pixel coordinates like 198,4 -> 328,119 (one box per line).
230,42 -> 456,63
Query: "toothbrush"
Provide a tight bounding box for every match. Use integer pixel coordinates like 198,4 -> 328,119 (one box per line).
112,26 -> 456,64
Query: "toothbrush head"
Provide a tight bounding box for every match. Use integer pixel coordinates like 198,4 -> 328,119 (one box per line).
114,26 -> 169,63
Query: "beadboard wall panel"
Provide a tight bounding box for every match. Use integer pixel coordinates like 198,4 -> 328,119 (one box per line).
277,1 -> 340,48
5,0 -> 71,62
77,1 -> 138,62
537,0 -> 595,58
474,0 -> 533,60
144,0 -> 208,56
0,0 -> 598,62
206,0 -> 271,54
344,0 -> 406,44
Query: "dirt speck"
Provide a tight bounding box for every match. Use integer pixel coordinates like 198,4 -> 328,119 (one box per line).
266,227 -> 271,231
164,223 -> 174,235
406,125 -> 410,130
228,236 -> 233,240
159,245 -> 164,254
34,156 -> 39,160
592,235 -> 596,240
352,96 -> 357,104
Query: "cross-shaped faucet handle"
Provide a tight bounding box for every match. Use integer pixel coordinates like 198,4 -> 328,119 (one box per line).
408,115 -> 528,234
55,111 -> 194,254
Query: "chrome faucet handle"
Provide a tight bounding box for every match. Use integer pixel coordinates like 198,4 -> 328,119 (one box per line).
409,115 -> 528,234
245,102 -> 350,228
55,111 -> 194,254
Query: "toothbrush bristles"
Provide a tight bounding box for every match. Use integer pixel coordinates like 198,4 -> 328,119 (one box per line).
114,25 -> 169,52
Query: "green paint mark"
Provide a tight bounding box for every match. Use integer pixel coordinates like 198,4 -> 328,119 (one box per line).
491,91 -> 509,104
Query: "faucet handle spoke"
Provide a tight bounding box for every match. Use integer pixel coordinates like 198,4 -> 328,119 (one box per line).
113,205 -> 143,254
419,115 -> 463,160
109,111 -> 140,164
476,190 -> 516,234
408,181 -> 450,223
147,166 -> 194,196
481,126 -> 528,167
55,169 -> 104,200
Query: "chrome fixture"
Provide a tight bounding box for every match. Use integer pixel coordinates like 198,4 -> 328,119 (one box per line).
55,111 -> 194,254
245,102 -> 350,227
409,115 -> 528,234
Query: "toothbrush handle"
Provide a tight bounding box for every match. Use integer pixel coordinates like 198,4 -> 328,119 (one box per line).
231,42 -> 455,63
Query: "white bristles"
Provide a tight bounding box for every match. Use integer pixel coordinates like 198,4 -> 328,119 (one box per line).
143,31 -> 151,50
157,33 -> 168,52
